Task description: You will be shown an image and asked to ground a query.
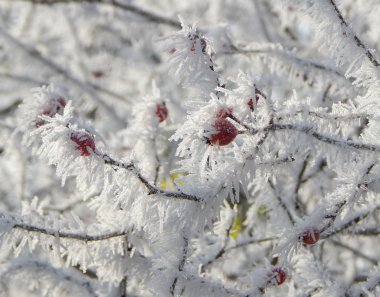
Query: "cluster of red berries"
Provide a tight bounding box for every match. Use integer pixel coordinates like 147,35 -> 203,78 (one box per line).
69,130 -> 96,157
36,97 -> 66,127
205,93 -> 262,146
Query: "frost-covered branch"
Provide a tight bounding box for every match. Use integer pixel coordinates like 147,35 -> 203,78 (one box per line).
268,178 -> 296,224
328,0 -> 380,67
3,260 -> 97,297
330,239 -> 378,264
21,0 -> 181,28
321,164 -> 376,235
252,123 -> 380,152
170,236 -> 189,295
10,220 -> 128,241
322,206 -> 380,239
202,237 -> 276,270
98,152 -> 202,202
3,1 -> 380,296
220,46 -> 345,78
348,270 -> 380,297
0,27 -> 126,126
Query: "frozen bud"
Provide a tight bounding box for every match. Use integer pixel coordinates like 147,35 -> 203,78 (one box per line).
155,102 -> 168,123
36,97 -> 67,127
207,118 -> 238,146
216,107 -> 233,119
299,227 -> 320,245
266,267 -> 287,286
69,130 -> 96,157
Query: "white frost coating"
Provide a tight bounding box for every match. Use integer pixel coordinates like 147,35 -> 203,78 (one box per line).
1,2 -> 380,297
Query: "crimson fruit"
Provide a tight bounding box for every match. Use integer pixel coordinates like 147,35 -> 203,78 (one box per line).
299,227 -> 320,245
155,102 -> 168,122
247,95 -> 259,112
209,119 -> 238,146
215,107 -> 232,119
70,131 -> 96,157
36,97 -> 66,127
266,267 -> 287,286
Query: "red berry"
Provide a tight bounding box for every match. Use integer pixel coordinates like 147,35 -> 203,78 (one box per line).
216,107 -> 232,119
299,227 -> 320,245
266,267 -> 286,286
247,95 -> 259,112
155,102 -> 168,123
36,97 -> 67,127
70,131 -> 96,157
209,119 -> 238,146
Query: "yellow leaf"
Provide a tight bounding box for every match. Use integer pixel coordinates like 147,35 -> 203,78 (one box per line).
160,172 -> 185,190
230,214 -> 242,240
257,205 -> 271,218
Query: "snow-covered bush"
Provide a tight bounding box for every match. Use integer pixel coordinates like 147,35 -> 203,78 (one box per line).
0,0 -> 380,296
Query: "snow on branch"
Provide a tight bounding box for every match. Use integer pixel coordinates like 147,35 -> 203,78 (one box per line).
328,0 -> 380,67
3,1 -> 380,296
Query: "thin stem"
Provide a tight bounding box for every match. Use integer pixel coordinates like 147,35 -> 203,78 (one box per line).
97,152 -> 202,202
0,27 -> 126,127
201,218 -> 234,271
254,123 -> 380,152
119,239 -> 129,297
170,236 -> 189,295
304,110 -> 367,122
301,158 -> 327,184
12,221 -> 127,241
255,155 -> 295,165
328,0 -> 380,67
330,239 -> 378,264
321,164 -> 375,235
347,272 -> 380,297
268,178 -> 296,225
294,157 -> 308,216
219,48 -> 345,78
153,137 -> 160,186
4,260 -> 97,296
17,0 -> 181,28
322,205 -> 380,238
